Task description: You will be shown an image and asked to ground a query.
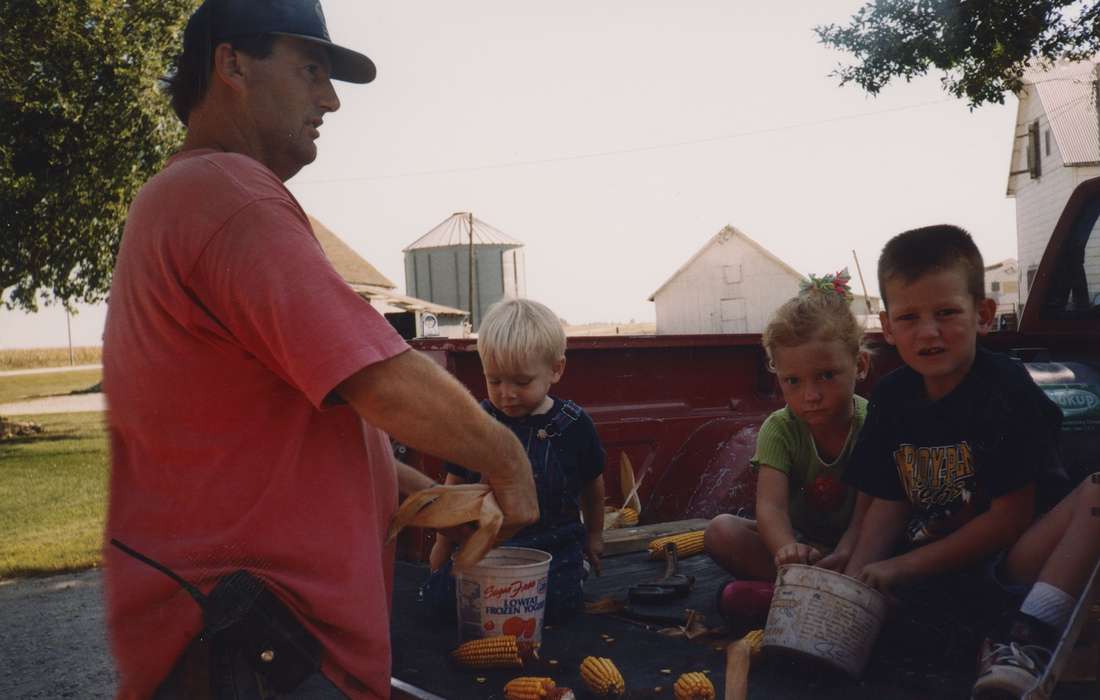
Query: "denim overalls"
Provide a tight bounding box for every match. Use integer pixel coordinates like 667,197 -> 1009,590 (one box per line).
421,398 -> 591,624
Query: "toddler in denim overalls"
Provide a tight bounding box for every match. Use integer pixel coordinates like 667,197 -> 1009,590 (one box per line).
424,298 -> 606,624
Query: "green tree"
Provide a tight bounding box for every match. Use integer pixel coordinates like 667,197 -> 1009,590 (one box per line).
817,0 -> 1100,107
1,0 -> 195,312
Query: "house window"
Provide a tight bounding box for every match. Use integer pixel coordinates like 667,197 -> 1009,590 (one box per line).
991,281 -> 1001,292
1045,129 -> 1051,157
1027,121 -> 1042,179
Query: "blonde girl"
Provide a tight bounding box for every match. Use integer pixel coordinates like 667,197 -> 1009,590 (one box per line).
705,271 -> 873,582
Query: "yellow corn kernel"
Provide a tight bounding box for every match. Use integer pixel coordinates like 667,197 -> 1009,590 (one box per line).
503,676 -> 556,700
647,530 -> 705,559
742,628 -> 764,659
580,655 -> 625,697
619,507 -> 639,526
673,671 -> 715,700
451,635 -> 535,669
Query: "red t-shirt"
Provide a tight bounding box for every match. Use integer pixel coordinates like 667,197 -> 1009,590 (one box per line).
102,149 -> 409,699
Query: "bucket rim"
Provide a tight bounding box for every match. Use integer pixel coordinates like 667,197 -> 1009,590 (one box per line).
776,563 -> 887,605
461,546 -> 552,571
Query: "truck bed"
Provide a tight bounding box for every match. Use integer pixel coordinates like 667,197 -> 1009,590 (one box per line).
389,550 -> 1096,699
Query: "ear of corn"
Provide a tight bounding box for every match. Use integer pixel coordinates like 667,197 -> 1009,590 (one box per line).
673,671 -> 715,700
619,507 -> 639,526
580,656 -> 625,697
647,530 -> 705,559
503,676 -> 556,699
742,628 -> 764,659
451,635 -> 536,669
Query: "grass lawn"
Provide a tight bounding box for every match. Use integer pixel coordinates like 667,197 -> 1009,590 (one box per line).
0,411 -> 109,579
0,369 -> 102,405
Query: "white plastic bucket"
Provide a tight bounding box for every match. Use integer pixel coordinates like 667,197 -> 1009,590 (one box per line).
455,546 -> 552,644
762,564 -> 888,678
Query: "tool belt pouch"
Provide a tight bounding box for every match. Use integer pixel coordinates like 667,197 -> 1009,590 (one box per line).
203,570 -> 322,693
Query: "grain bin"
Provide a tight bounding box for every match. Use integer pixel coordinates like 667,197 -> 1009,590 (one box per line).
403,212 -> 525,331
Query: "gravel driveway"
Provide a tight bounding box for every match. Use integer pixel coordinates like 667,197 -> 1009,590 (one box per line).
0,570 -> 116,698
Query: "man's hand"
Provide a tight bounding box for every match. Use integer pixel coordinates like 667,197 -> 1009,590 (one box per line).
487,469 -> 539,542
584,531 -> 604,577
774,542 -> 822,568
857,558 -> 909,592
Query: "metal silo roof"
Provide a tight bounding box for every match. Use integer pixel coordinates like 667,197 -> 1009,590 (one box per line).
1026,61 -> 1099,166
402,212 -> 523,252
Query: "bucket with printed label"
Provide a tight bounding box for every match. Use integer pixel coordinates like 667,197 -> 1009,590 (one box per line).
455,546 -> 552,644
762,564 -> 888,678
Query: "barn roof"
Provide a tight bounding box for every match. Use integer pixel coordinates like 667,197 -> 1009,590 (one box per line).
350,284 -> 469,317
647,225 -> 805,301
1007,60 -> 1099,194
403,212 -> 522,251
309,215 -> 396,289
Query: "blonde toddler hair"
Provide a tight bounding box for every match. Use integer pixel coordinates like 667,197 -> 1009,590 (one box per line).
763,277 -> 864,370
477,298 -> 567,371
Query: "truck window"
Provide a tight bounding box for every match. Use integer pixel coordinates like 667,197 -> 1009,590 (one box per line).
1040,196 -> 1100,319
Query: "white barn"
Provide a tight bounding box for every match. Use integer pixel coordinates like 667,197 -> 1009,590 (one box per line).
1007,60 -> 1100,307
648,226 -> 879,335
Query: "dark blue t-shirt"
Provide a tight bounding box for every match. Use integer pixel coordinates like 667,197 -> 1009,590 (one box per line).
446,397 -> 605,541
845,347 -> 1063,545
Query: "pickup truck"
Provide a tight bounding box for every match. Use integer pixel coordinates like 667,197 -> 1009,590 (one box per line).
390,177 -> 1100,699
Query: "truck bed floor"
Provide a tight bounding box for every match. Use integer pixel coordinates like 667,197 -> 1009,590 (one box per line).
390,552 -> 1096,699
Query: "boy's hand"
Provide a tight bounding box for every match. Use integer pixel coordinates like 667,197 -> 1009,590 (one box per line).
816,547 -> 851,572
857,558 -> 909,592
584,532 -> 604,577
774,542 -> 823,567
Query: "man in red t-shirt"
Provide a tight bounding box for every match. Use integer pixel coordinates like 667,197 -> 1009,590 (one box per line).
101,1 -> 537,698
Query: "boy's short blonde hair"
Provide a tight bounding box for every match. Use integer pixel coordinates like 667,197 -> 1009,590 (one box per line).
477,298 -> 566,371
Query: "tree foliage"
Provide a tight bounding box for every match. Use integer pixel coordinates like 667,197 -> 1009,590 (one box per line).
1,0 -> 196,312
816,0 -> 1100,107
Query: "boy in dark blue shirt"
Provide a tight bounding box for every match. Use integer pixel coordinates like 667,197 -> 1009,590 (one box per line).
843,225 -> 1100,699
428,298 -> 606,623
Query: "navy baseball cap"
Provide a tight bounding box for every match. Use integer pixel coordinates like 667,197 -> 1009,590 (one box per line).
201,0 -> 376,83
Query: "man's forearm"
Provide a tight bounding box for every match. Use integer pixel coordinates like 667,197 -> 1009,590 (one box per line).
337,349 -> 528,480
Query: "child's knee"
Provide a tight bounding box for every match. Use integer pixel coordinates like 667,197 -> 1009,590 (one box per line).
704,514 -> 752,554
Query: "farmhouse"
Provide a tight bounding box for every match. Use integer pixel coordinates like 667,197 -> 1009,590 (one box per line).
648,226 -> 879,335
1007,60 -> 1100,307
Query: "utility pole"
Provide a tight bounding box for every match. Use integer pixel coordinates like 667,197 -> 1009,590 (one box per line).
468,212 -> 475,329
852,250 -> 874,316
66,308 -> 74,366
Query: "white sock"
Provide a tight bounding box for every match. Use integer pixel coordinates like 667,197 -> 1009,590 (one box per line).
1020,581 -> 1076,631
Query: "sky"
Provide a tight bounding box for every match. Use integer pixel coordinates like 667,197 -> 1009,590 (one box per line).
0,0 -> 1023,349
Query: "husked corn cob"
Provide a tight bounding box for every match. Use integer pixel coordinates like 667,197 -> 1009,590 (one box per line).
647,530 -> 705,559
673,671 -> 715,700
451,635 -> 536,669
742,628 -> 765,659
619,506 -> 639,526
580,656 -> 625,697
504,676 -> 556,699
